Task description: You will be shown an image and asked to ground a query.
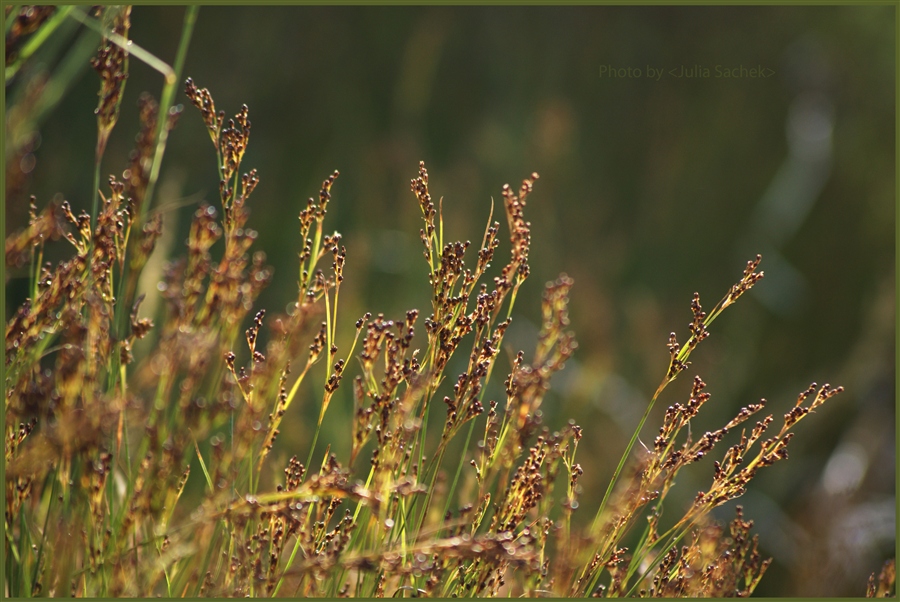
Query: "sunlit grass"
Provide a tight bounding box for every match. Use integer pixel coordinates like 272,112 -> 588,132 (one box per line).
4,6 -> 880,598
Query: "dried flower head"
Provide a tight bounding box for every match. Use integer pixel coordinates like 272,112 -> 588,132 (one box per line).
91,6 -> 131,158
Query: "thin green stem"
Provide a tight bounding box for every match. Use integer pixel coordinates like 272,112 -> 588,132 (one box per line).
4,5 -> 21,35
439,418 -> 476,533
68,7 -> 173,81
5,6 -> 75,82
304,419 -> 324,485
90,151 -> 103,236
591,388 -> 661,535
623,521 -> 694,597
411,442 -> 447,546
142,4 -> 198,224
6,27 -> 96,165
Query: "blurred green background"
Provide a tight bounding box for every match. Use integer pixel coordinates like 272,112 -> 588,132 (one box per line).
5,5 -> 895,596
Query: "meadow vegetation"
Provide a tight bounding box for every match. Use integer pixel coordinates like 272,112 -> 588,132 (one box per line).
4,6 -> 893,598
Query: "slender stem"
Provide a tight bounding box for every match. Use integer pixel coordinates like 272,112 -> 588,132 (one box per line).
5,6 -> 75,82
30,468 -> 58,592
141,5 -> 198,226
411,441 -> 447,546
4,5 -> 21,35
591,387 -> 662,534
623,521 -> 694,597
29,240 -> 38,301
439,419 -> 476,533
6,26 -> 97,165
90,152 -> 103,235
304,417 -> 324,480
68,6 -> 173,81
112,4 -> 198,357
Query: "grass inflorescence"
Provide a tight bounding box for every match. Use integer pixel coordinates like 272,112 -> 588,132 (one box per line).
4,6 -> 884,598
